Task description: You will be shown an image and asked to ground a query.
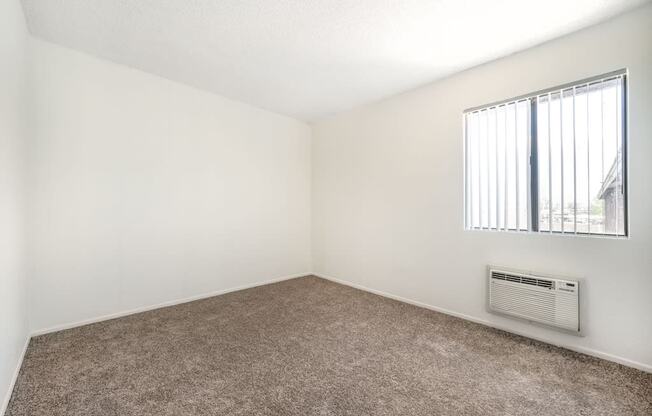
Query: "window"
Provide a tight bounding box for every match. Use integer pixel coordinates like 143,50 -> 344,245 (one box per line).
464,70 -> 627,237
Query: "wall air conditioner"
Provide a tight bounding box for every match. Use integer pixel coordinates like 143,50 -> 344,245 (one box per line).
488,267 -> 580,334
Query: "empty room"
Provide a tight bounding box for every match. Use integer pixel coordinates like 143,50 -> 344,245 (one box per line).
1,0 -> 651,415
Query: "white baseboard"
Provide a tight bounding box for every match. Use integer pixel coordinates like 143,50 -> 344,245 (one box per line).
24,270 -> 651,375
315,273 -> 652,374
1,335 -> 30,416
31,272 -> 311,337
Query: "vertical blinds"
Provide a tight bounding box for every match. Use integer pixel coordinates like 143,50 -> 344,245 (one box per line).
465,100 -> 530,231
464,71 -> 627,237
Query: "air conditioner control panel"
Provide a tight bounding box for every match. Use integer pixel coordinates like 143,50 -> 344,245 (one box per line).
557,280 -> 577,294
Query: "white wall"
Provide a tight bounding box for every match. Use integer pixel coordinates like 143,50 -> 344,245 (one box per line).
312,4 -> 652,371
28,39 -> 312,332
0,0 -> 30,411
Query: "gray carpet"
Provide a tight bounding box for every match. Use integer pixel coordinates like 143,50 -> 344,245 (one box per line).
6,276 -> 651,415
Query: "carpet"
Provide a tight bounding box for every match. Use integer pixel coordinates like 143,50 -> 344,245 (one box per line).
6,276 -> 651,415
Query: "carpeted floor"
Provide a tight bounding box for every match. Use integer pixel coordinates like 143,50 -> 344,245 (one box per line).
6,276 -> 652,416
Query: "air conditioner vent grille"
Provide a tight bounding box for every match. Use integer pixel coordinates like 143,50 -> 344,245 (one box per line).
537,280 -> 553,289
488,268 -> 579,333
490,271 -> 554,289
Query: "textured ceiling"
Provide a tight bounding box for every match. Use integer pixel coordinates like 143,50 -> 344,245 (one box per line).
20,0 -> 649,121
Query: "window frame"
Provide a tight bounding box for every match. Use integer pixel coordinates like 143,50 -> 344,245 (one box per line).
463,69 -> 629,238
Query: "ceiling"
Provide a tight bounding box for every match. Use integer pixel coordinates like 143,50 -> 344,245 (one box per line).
20,0 -> 649,121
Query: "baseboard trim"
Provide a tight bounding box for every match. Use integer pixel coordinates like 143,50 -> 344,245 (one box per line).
26,271 -> 651,373
1,335 -> 30,416
31,272 -> 311,337
315,273 -> 652,374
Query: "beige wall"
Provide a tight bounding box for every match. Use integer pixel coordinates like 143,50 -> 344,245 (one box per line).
0,0 -> 30,411
28,39 -> 312,333
312,4 -> 652,370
